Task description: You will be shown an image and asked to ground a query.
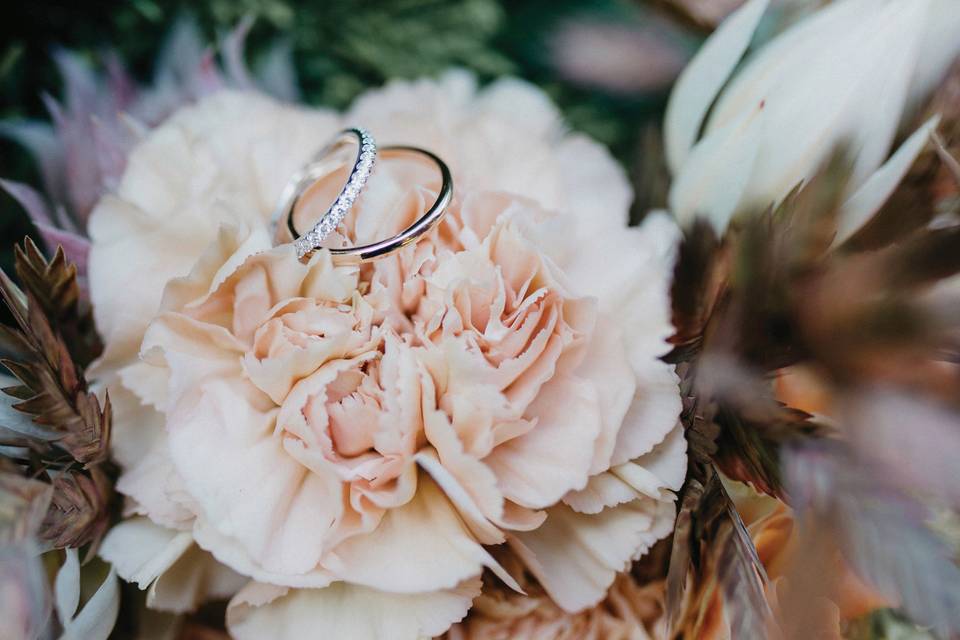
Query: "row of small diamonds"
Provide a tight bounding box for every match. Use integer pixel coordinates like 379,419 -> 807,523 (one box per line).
296,128 -> 377,258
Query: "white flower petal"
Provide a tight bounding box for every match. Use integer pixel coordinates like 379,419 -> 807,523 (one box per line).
167,379 -> 344,577
322,475 -> 493,593
484,374 -> 602,510
59,568 -> 119,640
509,498 -> 676,613
610,360 -> 682,468
99,518 -> 192,590
835,115 -> 940,246
54,548 -> 80,623
664,0 -> 769,174
227,578 -> 482,640
669,104 -> 764,230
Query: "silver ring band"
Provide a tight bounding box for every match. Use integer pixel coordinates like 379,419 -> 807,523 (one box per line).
276,145 -> 453,265
271,127 -> 376,249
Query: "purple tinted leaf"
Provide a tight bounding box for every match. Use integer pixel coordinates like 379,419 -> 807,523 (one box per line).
0,120 -> 66,204
0,540 -> 52,639
221,15 -> 257,91
717,481 -> 772,638
256,39 -> 301,102
154,15 -> 206,87
52,49 -> 99,115
41,93 -> 100,225
195,49 -> 225,96
843,390 -> 960,507
90,117 -> 132,193
0,180 -> 54,227
785,443 -> 960,637
102,50 -> 139,111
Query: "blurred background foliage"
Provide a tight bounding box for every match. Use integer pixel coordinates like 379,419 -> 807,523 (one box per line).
0,0 -> 713,264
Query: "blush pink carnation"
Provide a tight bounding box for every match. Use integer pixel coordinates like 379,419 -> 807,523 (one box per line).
92,72 -> 685,639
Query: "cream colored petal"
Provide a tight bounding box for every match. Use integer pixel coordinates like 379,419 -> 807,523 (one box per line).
105,383 -> 166,470
55,548 -> 80,623
100,518 -> 193,590
99,517 -> 244,614
322,475 -> 493,593
669,104 -> 765,231
59,568 -> 119,640
835,115 -> 940,246
908,0 -> 960,113
418,365 -> 508,537
562,472 -> 640,515
610,360 -> 682,467
575,317 -> 637,475
485,374 -> 602,510
510,498 -> 677,613
116,438 -> 195,530
613,422 -> 688,499
549,212 -> 679,368
554,133 -> 633,234
117,360 -> 169,412
227,577 -> 482,640
157,222 -> 273,313
707,0 -> 931,216
565,424 -> 686,513
148,543 -> 246,613
166,379 -> 344,576
191,518 -> 334,589
664,0 -> 770,174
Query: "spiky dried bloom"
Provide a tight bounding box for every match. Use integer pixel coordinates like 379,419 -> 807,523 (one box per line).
0,238 -> 113,552
39,467 -> 111,552
664,127 -> 960,640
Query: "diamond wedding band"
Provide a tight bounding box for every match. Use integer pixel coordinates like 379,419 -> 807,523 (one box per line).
273,128 -> 453,265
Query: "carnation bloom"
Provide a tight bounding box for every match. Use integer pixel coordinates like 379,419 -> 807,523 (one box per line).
665,0 -> 960,239
91,74 -> 686,638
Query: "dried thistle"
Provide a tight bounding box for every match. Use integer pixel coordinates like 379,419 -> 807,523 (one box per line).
664,141 -> 960,636
0,238 -> 112,552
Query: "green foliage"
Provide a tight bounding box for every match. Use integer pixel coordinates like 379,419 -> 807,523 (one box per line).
0,0 -> 679,269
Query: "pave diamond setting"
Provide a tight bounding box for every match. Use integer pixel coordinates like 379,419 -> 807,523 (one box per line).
295,128 -> 377,258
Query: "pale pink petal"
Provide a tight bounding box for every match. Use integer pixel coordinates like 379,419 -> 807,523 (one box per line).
575,317 -> 637,475
562,472 -> 640,515
99,517 -> 244,613
167,379 -> 344,576
610,360 -> 682,467
510,498 -> 677,613
116,438 -> 195,530
227,577 -> 482,640
485,374 -> 602,510
322,475 -> 493,593
149,544 -> 246,612
100,518 -> 189,591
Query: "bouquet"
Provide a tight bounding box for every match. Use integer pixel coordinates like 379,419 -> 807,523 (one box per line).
2,1 -> 960,638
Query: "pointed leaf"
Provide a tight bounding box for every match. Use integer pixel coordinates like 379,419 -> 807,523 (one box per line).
664,0 -> 769,174
54,548 -> 80,623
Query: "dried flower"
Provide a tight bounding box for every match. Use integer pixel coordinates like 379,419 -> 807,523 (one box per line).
443,551 -> 667,640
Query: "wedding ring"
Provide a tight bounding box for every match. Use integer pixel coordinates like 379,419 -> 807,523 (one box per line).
276,145 -> 453,265
271,127 -> 377,250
